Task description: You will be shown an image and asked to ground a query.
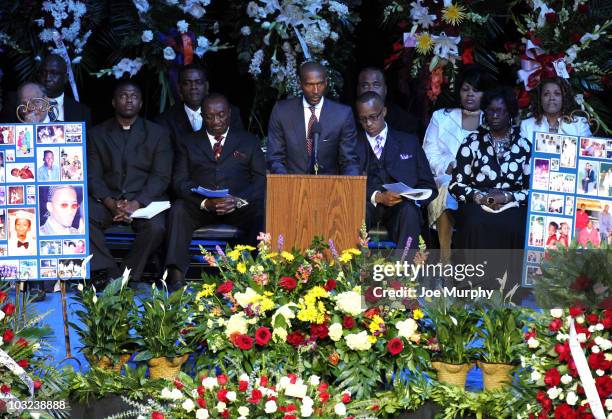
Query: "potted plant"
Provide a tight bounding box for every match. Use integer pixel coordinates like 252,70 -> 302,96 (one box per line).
424,299 -> 478,388
133,283 -> 193,380
70,276 -> 138,372
476,299 -> 527,391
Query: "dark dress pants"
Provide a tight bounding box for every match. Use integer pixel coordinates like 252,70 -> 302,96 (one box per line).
165,199 -> 263,275
366,199 -> 422,251
88,197 -> 166,282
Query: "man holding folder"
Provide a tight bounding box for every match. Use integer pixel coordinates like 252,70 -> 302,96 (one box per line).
165,94 -> 265,290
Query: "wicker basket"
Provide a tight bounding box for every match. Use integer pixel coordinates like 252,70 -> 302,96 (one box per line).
431,361 -> 473,388
478,361 -> 514,391
148,354 -> 190,380
89,353 -> 132,373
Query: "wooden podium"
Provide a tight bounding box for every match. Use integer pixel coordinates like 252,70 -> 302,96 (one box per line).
265,174 -> 367,251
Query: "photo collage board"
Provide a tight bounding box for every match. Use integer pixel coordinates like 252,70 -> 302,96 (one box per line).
0,122 -> 89,281
523,132 -> 612,287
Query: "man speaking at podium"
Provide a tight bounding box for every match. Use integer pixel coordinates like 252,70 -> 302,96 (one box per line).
267,62 -> 360,175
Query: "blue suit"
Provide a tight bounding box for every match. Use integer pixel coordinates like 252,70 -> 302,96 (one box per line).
267,97 -> 360,175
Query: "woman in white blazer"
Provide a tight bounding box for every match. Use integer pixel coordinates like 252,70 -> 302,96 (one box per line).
520,77 -> 592,143
423,66 -> 494,263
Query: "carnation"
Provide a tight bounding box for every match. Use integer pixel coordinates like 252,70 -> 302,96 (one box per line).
334,402 -> 347,415
141,30 -> 153,43
396,318 -> 419,339
328,323 -> 343,341
561,374 -> 573,385
195,409 -> 209,419
550,309 -> 563,319
528,337 -> 539,348
264,400 -> 277,413
335,290 -> 364,316
238,406 -> 249,416
177,20 -> 189,33
182,398 -> 195,412
566,391 -> 578,406
202,377 -> 219,390
345,331 -> 372,351
225,313 -> 248,337
547,387 -> 562,400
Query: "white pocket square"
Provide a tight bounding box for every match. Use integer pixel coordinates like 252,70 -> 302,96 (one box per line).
400,154 -> 412,160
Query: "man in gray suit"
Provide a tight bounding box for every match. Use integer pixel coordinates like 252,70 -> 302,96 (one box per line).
267,62 -> 359,175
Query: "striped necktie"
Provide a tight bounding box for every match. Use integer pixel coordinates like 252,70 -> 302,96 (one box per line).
374,134 -> 384,159
306,106 -> 317,156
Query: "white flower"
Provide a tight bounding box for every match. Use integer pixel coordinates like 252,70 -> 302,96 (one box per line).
328,1 -> 349,16
596,323 -> 605,331
595,337 -> 612,351
239,373 -> 250,382
248,49 -> 264,77
226,391 -> 237,402
177,20 -> 189,34
410,0 -> 437,28
238,406 -> 249,416
302,396 -> 314,406
133,0 -> 150,14
589,326 -> 597,333
161,387 -> 184,400
561,374 -> 573,385
432,33 -> 461,60
262,21 -> 271,30
328,323 -> 343,341
240,26 -> 251,36
77,283 -> 84,292
202,376 -> 218,389
301,404 -> 314,417
92,295 -> 98,304
234,287 -> 258,307
528,337 -> 539,348
163,46 -> 176,60
273,327 -> 287,342
550,309 -> 563,318
216,402 -> 227,412
264,400 -> 277,413
0,337 -> 3,346
246,1 -> 259,18
335,290 -> 364,316
605,398 -> 612,411
308,375 -> 320,386
577,333 -> 587,343
197,36 -> 210,50
566,391 -> 579,406
225,313 -> 248,337
141,30 -> 153,43
195,409 -> 209,419
334,403 -> 347,416
531,370 -> 542,381
345,331 -> 372,351
580,33 -> 599,44
547,386 -> 562,400
592,345 -> 601,353
557,333 -> 569,342
596,369 -> 605,376
182,399 -> 195,412
576,315 -> 585,324
396,318 -> 419,339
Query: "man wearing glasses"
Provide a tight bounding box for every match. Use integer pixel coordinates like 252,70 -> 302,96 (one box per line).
40,185 -> 83,235
355,92 -> 436,249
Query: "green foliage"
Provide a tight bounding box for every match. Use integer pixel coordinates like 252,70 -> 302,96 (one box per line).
69,276 -> 139,362
429,382 -> 520,418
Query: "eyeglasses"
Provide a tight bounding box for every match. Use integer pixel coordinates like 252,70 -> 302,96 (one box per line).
59,202 -> 79,210
357,108 -> 384,125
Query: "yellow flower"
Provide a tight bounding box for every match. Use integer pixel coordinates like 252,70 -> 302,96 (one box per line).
369,315 -> 385,334
237,262 -> 247,273
416,33 -> 434,55
264,252 -> 278,259
368,335 -> 377,344
297,286 -> 328,323
196,284 -> 215,300
442,3 -> 466,26
235,245 -> 256,252
413,308 -> 424,320
345,248 -> 361,256
227,249 -> 241,261
339,252 -> 353,263
281,251 -> 295,262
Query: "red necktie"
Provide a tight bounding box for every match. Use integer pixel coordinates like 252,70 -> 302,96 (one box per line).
306,106 -> 317,156
213,135 -> 224,160
17,241 -> 29,249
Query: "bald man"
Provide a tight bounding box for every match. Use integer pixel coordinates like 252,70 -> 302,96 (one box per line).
267,61 -> 359,175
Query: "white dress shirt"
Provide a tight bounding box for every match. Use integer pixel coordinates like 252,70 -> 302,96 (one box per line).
206,128 -> 229,149
302,96 -> 324,136
184,104 -> 202,131
367,124 -> 388,206
50,93 -> 65,121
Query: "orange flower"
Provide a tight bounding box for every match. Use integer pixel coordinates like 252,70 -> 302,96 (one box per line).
328,352 -> 340,366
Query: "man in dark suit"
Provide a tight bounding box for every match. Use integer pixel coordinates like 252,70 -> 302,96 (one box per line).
87,81 -> 172,283
355,92 -> 437,249
356,67 -> 419,136
37,54 -> 91,125
165,93 -> 265,289
267,61 -> 359,175
155,64 -> 243,147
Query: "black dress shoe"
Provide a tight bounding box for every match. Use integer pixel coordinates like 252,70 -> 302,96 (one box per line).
166,267 -> 186,292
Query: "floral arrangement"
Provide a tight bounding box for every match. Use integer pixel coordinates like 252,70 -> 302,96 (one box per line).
96,0 -> 227,111
190,233 -> 430,400
383,0 -> 493,102
501,0 -> 612,133
121,371 -> 355,418
519,307 -> 612,418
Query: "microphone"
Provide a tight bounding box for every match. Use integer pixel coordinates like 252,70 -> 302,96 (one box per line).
311,121 -> 321,175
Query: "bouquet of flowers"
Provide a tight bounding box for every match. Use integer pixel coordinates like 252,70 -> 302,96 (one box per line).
519,307 -> 612,418
382,0 -> 495,103
190,233 -> 430,400
501,0 -> 612,133
122,371 -> 355,418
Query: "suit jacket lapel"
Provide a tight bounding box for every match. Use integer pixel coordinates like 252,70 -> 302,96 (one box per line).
318,99 -> 330,140
218,131 -> 240,162
196,131 -> 216,162
291,98 -> 309,169
383,130 -> 400,174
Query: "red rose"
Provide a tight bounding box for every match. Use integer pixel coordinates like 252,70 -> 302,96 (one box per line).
387,338 -> 404,356
259,375 -> 268,387
217,374 -> 228,385
310,324 -> 329,340
217,388 -> 229,402
588,352 -> 608,370
216,281 -> 233,294
595,375 -> 612,398
518,89 -> 531,109
525,329 -> 536,341
239,380 -> 248,391
221,410 -> 230,418
567,359 -> 579,377
571,275 -> 591,291
364,285 -> 380,303
284,415 -> 297,419
255,327 -> 272,346
392,41 -> 403,52
544,368 -> 561,387
319,392 -> 330,403
343,316 -> 356,329
536,391 -> 547,403
173,379 -> 184,390
461,47 -> 474,65
341,393 -> 351,403
578,3 -> 589,13
569,306 -> 584,317
2,303 -> 15,316
15,338 -> 28,348
0,384 -> 10,394
545,12 -> 557,23
197,398 -> 206,408
17,360 -> 28,368
371,405 -> 380,411
0,291 -> 7,304
586,314 -> 599,324
248,388 -> 263,404
555,342 -> 571,361
323,279 -> 337,291
235,334 -> 254,350
286,331 -> 305,347
553,404 -> 576,418
2,329 -> 14,343
33,380 -> 41,390
197,385 -> 205,396
278,277 -> 297,291
603,316 -> 612,329
548,318 -> 563,332
151,413 -> 164,419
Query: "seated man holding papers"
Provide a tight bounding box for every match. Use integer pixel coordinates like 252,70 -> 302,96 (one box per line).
355,92 -> 437,249
165,94 -> 265,290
